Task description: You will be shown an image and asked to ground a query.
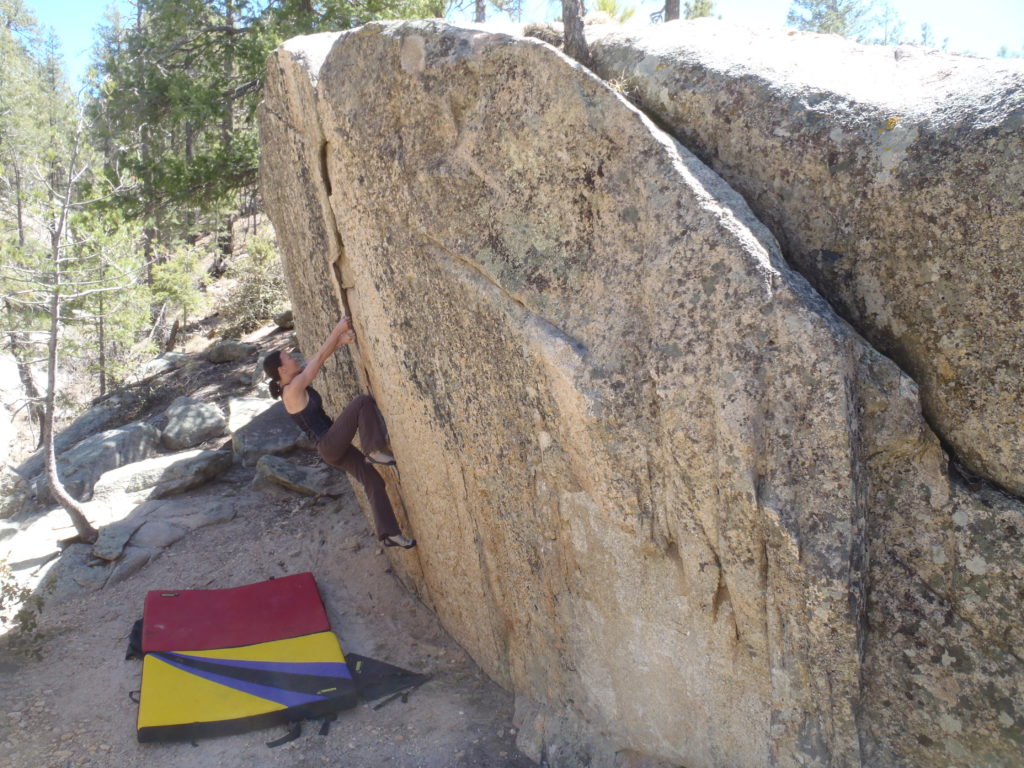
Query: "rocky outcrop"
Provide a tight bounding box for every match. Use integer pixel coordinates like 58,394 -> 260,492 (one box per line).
16,391 -> 141,482
31,421 -> 162,502
91,448 -> 233,501
587,20 -> 1024,495
260,22 -> 1023,768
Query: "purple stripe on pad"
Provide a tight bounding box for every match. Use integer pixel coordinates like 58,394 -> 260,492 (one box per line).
163,652 -> 352,679
152,654 -> 325,708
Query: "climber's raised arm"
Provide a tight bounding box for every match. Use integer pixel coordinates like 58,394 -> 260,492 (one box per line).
289,316 -> 353,391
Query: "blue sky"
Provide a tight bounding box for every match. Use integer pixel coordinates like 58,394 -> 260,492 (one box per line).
25,0 -> 1024,86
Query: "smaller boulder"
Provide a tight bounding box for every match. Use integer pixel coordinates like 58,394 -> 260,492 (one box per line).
0,464 -> 29,520
105,545 -> 158,586
205,340 -> 258,363
91,448 -> 233,501
44,542 -> 110,602
229,397 -> 307,466
135,352 -> 189,380
255,455 -> 349,496
162,396 -> 227,450
523,22 -> 563,47
91,518 -> 144,562
274,309 -> 295,330
129,519 -> 189,549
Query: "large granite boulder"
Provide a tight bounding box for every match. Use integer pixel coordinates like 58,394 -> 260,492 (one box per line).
260,22 -> 1023,768
587,20 -> 1024,495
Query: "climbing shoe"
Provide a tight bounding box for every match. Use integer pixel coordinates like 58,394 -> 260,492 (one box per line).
382,534 -> 416,549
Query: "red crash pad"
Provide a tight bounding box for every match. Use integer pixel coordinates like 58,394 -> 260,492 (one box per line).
141,572 -> 330,652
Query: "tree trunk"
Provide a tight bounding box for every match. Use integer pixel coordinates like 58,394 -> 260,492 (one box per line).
44,119 -> 99,545
44,292 -> 98,544
221,0 -> 236,259
3,299 -> 45,447
474,0 -> 486,22
13,162 -> 25,247
562,0 -> 591,67
665,0 -> 680,21
98,288 -> 106,398
165,318 -> 179,352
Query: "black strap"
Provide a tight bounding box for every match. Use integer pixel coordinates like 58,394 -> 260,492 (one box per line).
318,713 -> 337,736
371,687 -> 414,711
125,619 -> 144,660
266,721 -> 302,748
128,690 -> 141,704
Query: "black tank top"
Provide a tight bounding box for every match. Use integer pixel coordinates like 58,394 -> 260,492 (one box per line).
288,386 -> 333,442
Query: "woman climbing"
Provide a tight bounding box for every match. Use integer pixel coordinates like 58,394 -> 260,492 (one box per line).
263,317 -> 416,549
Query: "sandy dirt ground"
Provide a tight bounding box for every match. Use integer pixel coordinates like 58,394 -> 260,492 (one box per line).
0,459 -> 536,768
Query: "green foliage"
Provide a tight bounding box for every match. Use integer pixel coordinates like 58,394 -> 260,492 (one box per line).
66,210 -> 153,389
88,0 -> 446,245
0,559 -> 45,659
683,0 -> 713,19
151,244 -> 209,327
875,3 -> 904,45
218,234 -> 288,337
594,0 -> 635,23
786,0 -> 874,40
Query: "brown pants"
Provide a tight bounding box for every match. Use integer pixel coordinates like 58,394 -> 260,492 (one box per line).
317,394 -> 399,540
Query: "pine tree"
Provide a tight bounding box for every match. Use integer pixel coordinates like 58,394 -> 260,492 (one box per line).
786,0 -> 874,40
1,4 -> 150,540
594,0 -> 635,24
684,0 -> 713,19
88,0 -> 448,255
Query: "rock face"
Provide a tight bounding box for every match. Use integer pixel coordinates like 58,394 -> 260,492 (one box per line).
260,22 -> 1024,768
586,20 -> 1024,495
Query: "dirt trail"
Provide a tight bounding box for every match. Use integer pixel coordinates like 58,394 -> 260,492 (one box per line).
0,459 -> 535,768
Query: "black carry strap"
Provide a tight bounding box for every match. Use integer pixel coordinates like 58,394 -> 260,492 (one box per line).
266,721 -> 302,748
318,713 -> 337,736
125,618 -> 144,660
